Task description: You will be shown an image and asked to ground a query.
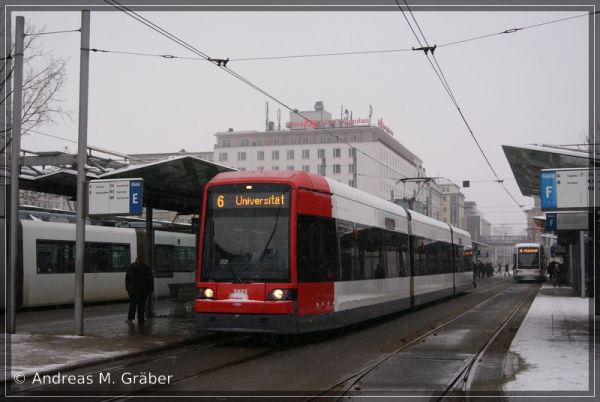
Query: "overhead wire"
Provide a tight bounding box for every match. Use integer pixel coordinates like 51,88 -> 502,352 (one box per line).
395,0 -> 526,209
82,9 -> 596,64
103,0 -> 413,182
100,1 -> 584,208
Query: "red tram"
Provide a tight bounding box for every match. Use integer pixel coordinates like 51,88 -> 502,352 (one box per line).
195,171 -> 473,334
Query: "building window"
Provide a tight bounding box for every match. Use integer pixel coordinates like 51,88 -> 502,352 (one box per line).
272,166 -> 279,170
257,166 -> 264,171
221,139 -> 231,147
287,165 -> 294,171
302,137 -> 309,144
351,134 -> 358,142
348,164 -> 355,174
218,153 -> 228,162
237,152 -> 246,161
333,148 -> 341,158
333,164 -> 341,174
272,150 -> 279,160
241,138 -> 250,147
317,149 -> 325,159
349,179 -> 355,187
349,148 -> 356,157
287,150 -> 294,160
257,151 -> 264,161
239,167 -> 246,171
317,165 -> 325,175
302,165 -> 310,172
302,149 -> 310,159
256,139 -> 263,146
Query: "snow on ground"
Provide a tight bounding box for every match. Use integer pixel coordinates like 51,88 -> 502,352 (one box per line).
3,333 -> 136,380
502,285 -> 591,392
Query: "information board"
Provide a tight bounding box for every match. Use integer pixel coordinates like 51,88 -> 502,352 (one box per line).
88,178 -> 144,216
540,168 -> 598,211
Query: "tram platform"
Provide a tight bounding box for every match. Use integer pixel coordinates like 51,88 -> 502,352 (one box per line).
501,282 -> 595,393
2,297 -> 205,382
2,281 -> 595,395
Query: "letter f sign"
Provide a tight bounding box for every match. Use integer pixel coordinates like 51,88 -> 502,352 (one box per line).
545,186 -> 553,199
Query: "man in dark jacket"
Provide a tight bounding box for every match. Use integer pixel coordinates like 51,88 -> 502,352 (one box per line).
125,254 -> 154,324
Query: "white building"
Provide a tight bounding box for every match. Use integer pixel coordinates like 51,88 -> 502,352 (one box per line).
214,103 -> 427,205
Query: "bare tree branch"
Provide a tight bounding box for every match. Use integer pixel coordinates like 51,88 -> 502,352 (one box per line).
1,22 -> 71,152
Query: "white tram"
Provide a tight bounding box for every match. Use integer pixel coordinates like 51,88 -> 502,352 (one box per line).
512,242 -> 547,282
17,219 -> 196,307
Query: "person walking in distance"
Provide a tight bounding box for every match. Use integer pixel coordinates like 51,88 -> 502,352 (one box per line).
126,254 -> 154,324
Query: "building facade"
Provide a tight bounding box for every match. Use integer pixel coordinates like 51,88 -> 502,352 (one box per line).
437,179 -> 466,229
464,201 -> 491,242
214,104 -> 428,206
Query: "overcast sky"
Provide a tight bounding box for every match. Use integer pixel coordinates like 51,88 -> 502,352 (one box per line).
14,4 -> 591,232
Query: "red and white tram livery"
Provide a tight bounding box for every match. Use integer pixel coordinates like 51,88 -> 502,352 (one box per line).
195,171 -> 473,334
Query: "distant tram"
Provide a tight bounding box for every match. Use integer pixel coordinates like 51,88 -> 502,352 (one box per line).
513,243 -> 547,282
195,171 -> 473,334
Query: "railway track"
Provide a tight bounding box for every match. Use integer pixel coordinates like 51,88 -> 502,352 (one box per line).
310,282 -> 539,400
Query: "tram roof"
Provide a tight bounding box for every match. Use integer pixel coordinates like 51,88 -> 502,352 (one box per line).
16,156 -> 234,214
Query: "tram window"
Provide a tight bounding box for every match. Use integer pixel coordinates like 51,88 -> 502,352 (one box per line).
337,220 -> 410,281
338,220 -> 360,281
154,245 -> 175,277
383,246 -> 398,278
36,240 -> 74,273
400,241 -> 409,277
87,243 -> 130,273
297,215 -> 338,282
174,246 -> 196,272
36,240 -> 129,273
413,237 -> 427,276
412,237 -> 453,276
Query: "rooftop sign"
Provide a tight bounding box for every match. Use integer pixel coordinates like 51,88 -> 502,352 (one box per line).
286,117 -> 369,130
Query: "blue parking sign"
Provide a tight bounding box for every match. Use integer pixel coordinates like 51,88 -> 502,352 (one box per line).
540,171 -> 557,210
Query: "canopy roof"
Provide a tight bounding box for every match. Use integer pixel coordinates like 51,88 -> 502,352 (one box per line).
17,155 -> 234,214
502,144 -> 596,197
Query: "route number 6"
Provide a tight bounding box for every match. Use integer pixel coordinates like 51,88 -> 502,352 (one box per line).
217,195 -> 224,208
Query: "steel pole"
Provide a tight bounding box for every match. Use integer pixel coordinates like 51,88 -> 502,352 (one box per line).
74,10 -> 90,335
580,231 -> 585,298
8,16 -> 24,334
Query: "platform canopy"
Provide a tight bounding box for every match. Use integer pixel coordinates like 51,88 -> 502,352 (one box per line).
502,144 -> 597,197
16,155 -> 234,215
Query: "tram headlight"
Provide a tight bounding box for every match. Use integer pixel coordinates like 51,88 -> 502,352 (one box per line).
267,288 -> 296,301
199,287 -> 215,299
271,289 -> 285,300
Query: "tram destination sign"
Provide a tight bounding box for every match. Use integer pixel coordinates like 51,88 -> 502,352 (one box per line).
88,178 -> 144,216
213,192 -> 288,209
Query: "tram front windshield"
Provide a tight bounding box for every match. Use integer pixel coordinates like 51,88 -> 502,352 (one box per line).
201,184 -> 290,283
517,248 -> 540,269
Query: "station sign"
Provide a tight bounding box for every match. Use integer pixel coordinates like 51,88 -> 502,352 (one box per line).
540,168 -> 598,211
545,212 -> 588,231
88,178 -> 143,216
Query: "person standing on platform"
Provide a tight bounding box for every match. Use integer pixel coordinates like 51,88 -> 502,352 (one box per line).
125,254 -> 154,325
547,261 -> 556,283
